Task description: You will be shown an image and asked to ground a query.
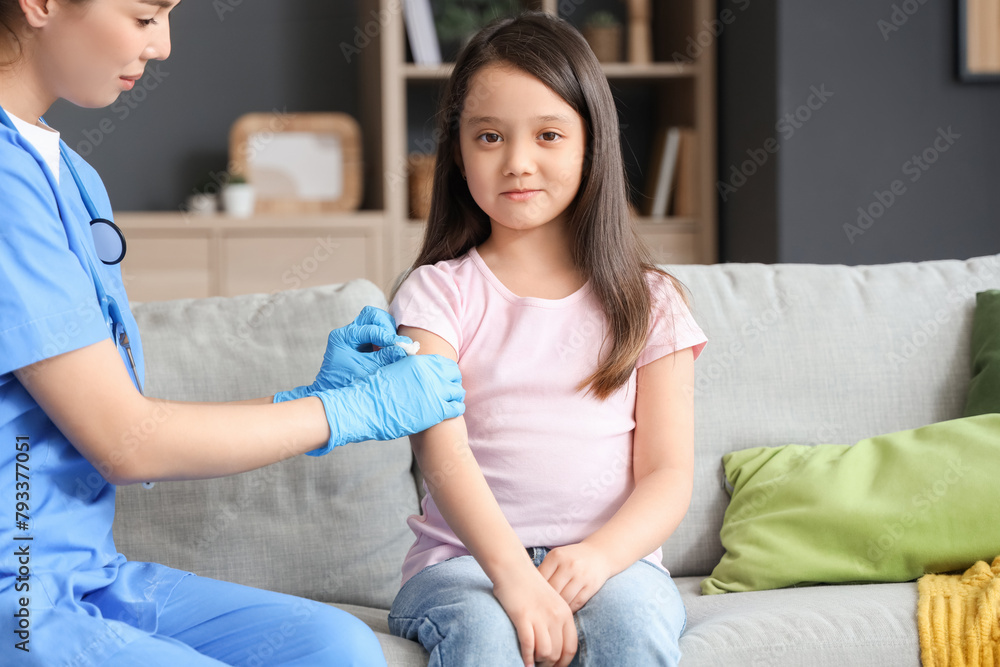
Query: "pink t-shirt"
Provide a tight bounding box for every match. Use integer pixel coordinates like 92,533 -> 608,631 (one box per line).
390,247 -> 707,585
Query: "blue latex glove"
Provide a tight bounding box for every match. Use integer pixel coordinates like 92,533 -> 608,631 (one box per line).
274,306 -> 410,402
308,354 -> 466,455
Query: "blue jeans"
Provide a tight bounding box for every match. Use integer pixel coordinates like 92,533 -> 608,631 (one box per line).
388,548 -> 685,666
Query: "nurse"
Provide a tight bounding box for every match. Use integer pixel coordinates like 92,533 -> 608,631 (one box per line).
0,1 -> 465,665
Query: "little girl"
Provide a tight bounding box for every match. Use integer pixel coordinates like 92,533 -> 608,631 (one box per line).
387,12 -> 707,667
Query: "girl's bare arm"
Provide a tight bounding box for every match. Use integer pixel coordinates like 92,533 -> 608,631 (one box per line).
399,325 -> 577,667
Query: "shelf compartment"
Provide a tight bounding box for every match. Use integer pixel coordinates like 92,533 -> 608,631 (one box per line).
121,231 -> 213,303
221,230 -> 376,297
403,61 -> 697,81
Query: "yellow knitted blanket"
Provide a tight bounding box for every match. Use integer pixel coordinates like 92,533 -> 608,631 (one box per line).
918,556 -> 1000,667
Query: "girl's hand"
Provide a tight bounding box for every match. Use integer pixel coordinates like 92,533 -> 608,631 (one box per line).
493,567 -> 577,667
537,542 -> 615,613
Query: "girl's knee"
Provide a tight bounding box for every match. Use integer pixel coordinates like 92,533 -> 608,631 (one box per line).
406,591 -> 520,661
596,589 -> 685,633
578,566 -> 686,637
574,608 -> 682,667
427,587 -> 513,639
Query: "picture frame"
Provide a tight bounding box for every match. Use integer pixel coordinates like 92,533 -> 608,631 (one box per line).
958,0 -> 1000,82
229,112 -> 363,214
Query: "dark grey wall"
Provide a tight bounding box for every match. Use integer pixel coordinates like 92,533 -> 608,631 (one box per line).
719,0 -> 1000,264
46,1 -> 361,211
717,0 -> 779,263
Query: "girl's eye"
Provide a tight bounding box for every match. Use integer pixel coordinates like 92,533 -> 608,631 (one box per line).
479,132 -> 502,144
138,17 -> 157,27
540,132 -> 561,141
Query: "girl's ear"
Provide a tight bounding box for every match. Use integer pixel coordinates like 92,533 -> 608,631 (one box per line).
20,0 -> 56,29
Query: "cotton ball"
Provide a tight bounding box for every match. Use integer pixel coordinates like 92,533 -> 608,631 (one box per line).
396,340 -> 421,356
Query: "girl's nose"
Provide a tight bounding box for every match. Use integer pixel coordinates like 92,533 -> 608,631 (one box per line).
502,137 -> 537,177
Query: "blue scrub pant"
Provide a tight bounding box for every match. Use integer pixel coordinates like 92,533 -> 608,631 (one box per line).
26,573 -> 387,666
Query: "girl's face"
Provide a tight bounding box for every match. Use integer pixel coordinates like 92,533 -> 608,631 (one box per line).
458,63 -> 585,235
34,0 -> 177,109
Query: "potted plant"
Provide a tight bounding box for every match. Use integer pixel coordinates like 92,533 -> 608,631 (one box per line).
582,11 -> 623,64
185,175 -> 220,216
221,173 -> 255,218
434,0 -> 520,60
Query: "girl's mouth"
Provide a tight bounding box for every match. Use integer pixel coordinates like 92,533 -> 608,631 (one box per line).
501,190 -> 540,202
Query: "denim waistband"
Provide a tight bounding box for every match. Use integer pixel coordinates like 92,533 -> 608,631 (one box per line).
526,546 -> 550,566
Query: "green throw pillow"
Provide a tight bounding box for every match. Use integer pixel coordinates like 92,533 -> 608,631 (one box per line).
963,289 -> 1000,417
701,413 -> 1000,595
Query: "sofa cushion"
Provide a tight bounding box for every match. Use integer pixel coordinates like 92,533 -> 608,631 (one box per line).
963,289 -> 1000,417
115,281 -> 419,609
661,254 -> 1000,577
700,413 -> 1000,594
675,577 -> 920,666
333,581 -> 923,667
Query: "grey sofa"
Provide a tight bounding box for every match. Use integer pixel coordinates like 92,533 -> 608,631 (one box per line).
117,252 -> 1000,666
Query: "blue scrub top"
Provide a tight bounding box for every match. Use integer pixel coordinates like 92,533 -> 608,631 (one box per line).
0,123 -> 187,633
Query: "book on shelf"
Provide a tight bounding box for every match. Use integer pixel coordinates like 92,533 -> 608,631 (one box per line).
403,0 -> 441,66
671,128 -> 698,217
643,126 -> 681,218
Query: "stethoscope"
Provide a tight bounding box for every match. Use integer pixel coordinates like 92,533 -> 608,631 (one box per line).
0,106 -> 143,396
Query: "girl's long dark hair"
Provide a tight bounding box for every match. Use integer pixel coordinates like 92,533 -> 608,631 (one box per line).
403,11 -> 690,399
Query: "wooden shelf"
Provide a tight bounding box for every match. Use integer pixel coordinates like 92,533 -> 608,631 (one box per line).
598,61 -> 699,79
117,210 -> 384,229
402,63 -> 453,80
403,61 -> 698,81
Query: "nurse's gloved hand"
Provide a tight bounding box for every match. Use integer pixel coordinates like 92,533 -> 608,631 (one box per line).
308,354 -> 465,456
274,306 -> 410,403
